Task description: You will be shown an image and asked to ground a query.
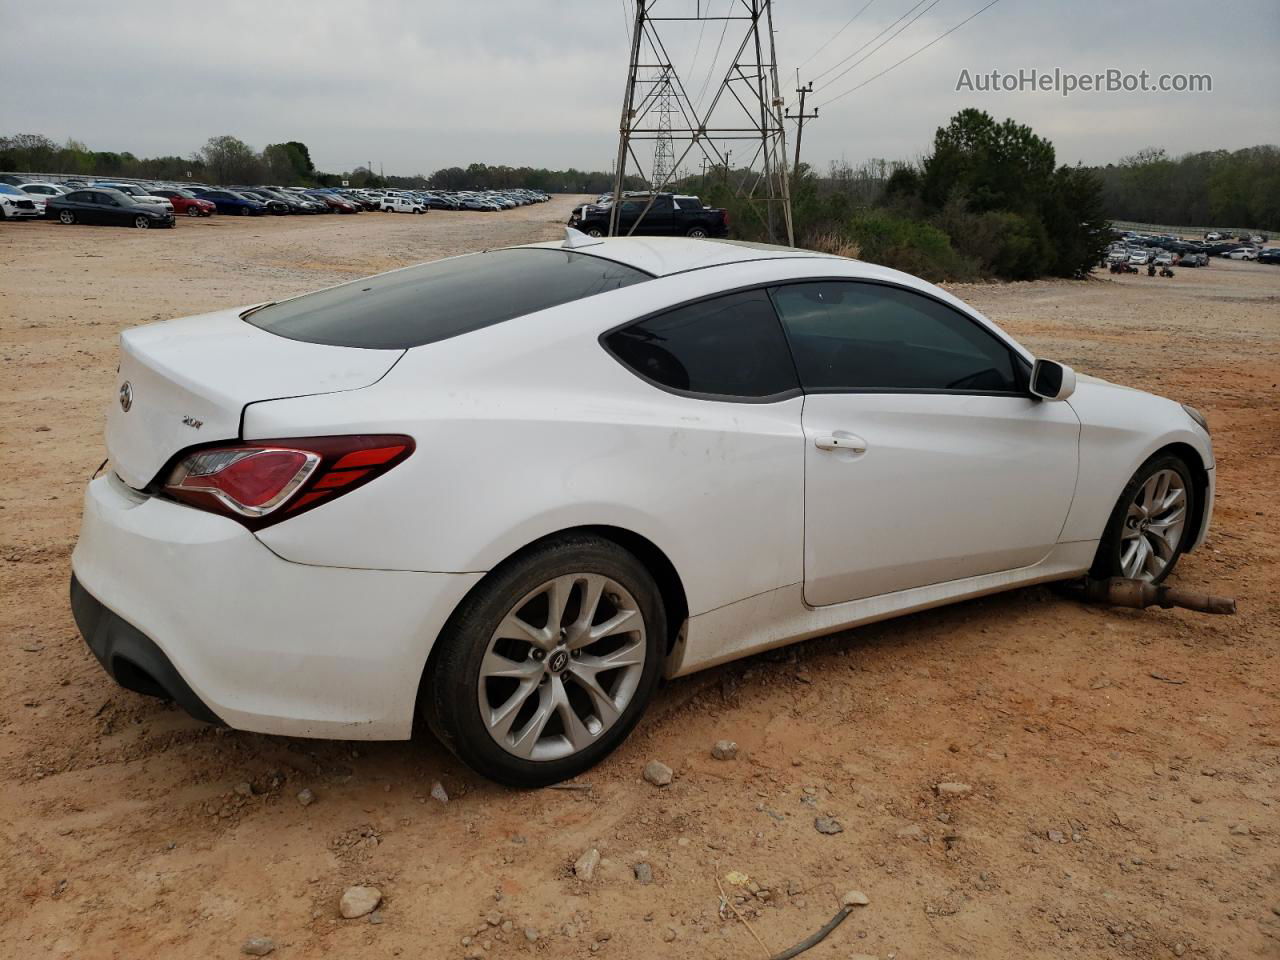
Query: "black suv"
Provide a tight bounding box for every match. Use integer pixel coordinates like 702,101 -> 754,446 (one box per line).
569,193 -> 729,238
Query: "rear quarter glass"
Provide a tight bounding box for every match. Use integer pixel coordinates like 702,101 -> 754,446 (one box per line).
243,249 -> 650,350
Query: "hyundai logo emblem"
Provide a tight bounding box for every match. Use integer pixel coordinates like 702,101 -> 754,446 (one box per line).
119,381 -> 133,412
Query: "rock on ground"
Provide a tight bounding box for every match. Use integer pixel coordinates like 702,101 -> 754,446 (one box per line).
643,760 -> 673,786
935,782 -> 972,797
814,816 -> 844,835
574,847 -> 601,881
241,936 -> 275,956
339,885 -> 382,919
711,740 -> 738,760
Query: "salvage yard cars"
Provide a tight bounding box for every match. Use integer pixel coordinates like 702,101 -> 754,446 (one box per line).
70,234 -> 1214,786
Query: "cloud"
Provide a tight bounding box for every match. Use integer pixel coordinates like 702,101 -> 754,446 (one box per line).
3,0 -> 1276,175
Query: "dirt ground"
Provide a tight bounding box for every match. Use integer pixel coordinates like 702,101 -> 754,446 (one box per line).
2,198 -> 1277,960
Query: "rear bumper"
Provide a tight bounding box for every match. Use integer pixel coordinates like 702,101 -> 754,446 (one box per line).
71,473 -> 483,739
71,574 -> 224,725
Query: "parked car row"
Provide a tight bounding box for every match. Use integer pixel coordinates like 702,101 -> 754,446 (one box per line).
0,172 -> 550,227
1106,229 -> 1280,269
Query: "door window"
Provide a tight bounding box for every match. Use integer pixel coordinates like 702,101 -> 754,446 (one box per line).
770,281 -> 1020,393
605,290 -> 798,399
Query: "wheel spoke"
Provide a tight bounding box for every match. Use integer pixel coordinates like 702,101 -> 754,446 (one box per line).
573,575 -> 607,634
486,678 -> 540,741
481,649 -> 541,680
544,576 -> 575,636
566,666 -> 622,727
1146,528 -> 1176,559
551,676 -> 595,751
496,613 -> 552,650
508,684 -> 555,758
587,607 -> 638,643
576,637 -> 646,673
1124,537 -> 1148,578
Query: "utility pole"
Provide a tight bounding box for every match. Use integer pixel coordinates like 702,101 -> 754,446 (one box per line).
784,81 -> 818,184
609,0 -> 792,243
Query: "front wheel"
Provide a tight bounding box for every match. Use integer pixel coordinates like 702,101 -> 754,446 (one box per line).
133,215 -> 150,229
59,210 -> 75,225
424,535 -> 665,787
239,206 -> 252,216
186,206 -> 201,217
1092,454 -> 1196,584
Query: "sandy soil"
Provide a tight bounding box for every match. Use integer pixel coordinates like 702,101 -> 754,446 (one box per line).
1,199 -> 1277,960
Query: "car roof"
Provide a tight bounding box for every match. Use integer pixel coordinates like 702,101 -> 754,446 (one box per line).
518,236 -> 840,278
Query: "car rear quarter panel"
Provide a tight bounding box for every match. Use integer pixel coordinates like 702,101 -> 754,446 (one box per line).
243,263 -> 829,618
1059,376 -> 1214,544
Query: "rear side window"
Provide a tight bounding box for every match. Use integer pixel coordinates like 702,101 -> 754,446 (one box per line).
605,290 -> 798,400
246,248 -> 651,350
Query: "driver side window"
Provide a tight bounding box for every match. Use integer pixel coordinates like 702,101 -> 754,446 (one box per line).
769,281 -> 1021,394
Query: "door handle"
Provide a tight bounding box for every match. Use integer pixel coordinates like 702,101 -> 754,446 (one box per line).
814,435 -> 867,453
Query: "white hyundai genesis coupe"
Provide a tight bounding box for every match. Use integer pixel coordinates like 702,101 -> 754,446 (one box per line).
71,233 -> 1214,786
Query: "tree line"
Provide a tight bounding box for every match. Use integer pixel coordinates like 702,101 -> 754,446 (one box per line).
1086,145 -> 1279,231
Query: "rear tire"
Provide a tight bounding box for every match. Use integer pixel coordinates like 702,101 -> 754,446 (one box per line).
685,226 -> 708,238
1091,453 -> 1196,584
59,210 -> 75,225
424,535 -> 665,787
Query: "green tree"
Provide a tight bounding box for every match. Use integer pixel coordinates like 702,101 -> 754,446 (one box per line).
199,135 -> 261,184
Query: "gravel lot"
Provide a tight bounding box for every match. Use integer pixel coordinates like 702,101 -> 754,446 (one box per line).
2,198 -> 1277,959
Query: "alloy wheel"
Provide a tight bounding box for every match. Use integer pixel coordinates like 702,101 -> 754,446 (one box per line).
134,216 -> 149,229
59,210 -> 75,225
478,573 -> 647,762
186,206 -> 200,217
1120,468 -> 1188,580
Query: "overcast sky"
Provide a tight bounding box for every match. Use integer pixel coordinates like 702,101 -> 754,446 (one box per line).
4,0 -> 1277,177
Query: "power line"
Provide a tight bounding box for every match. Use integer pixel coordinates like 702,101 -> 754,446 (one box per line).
694,0 -> 735,108
811,0 -> 932,85
816,0 -> 1003,107
813,0 -> 946,93
796,0 -> 878,71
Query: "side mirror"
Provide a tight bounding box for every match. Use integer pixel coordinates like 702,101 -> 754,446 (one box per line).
1030,359 -> 1076,402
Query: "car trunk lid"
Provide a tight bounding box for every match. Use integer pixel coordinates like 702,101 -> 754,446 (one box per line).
107,307 -> 402,489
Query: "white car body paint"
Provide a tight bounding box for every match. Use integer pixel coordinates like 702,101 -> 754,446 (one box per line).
72,237 -> 1215,739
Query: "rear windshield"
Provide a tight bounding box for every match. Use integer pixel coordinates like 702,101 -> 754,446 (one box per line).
245,248 -> 651,349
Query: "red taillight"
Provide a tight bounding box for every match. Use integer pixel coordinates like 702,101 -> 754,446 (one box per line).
162,435 -> 413,529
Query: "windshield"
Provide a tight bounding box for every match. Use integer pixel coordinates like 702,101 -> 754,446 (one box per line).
245,248 -> 651,350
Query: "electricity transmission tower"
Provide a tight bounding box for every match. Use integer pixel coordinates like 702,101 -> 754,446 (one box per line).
652,69 -> 677,186
609,0 -> 793,245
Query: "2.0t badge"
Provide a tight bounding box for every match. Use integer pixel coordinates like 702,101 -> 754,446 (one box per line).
118,381 -> 133,412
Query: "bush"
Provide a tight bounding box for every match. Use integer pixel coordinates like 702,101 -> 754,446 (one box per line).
807,211 -> 978,282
